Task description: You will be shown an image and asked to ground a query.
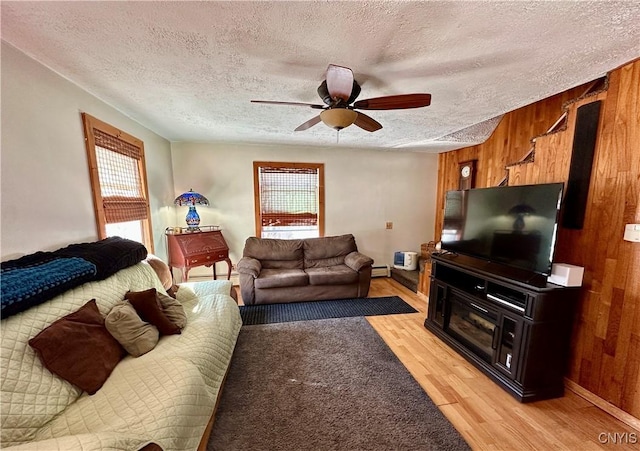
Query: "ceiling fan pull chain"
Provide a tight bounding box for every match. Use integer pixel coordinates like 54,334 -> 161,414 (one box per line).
336,129 -> 340,144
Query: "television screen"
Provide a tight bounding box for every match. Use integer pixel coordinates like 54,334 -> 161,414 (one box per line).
441,183 -> 564,276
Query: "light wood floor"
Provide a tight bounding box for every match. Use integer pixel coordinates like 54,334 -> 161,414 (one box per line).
366,278 -> 638,451
235,278 -> 639,450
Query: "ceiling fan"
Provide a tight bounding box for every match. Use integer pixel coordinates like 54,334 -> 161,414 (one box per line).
251,64 -> 432,133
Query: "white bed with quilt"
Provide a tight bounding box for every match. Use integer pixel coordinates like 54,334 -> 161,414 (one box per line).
1,238 -> 242,451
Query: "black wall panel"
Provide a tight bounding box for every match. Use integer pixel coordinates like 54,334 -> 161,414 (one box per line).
562,101 -> 602,229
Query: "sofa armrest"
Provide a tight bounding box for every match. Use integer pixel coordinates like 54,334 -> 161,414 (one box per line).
237,257 -> 262,278
344,251 -> 374,272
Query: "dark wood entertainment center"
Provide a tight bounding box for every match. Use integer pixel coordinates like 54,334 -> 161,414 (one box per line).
424,253 -> 579,402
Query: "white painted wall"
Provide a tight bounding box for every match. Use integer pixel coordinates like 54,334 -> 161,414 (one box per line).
1,43 -> 175,260
170,142 -> 438,278
0,42 -> 439,269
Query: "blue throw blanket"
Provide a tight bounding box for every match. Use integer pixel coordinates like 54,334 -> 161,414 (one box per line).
1,237 -> 147,318
1,258 -> 97,318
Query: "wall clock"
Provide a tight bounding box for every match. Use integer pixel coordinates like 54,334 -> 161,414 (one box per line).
458,160 -> 477,190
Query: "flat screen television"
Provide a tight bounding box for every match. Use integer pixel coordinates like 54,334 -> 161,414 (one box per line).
441,183 -> 564,277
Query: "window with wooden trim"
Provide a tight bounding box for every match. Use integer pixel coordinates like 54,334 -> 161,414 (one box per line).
253,162 -> 325,239
82,113 -> 154,252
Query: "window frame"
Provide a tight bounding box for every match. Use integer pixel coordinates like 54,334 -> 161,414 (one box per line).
253,161 -> 325,238
81,113 -> 154,253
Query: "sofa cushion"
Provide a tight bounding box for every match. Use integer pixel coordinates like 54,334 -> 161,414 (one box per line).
105,301 -> 160,357
157,291 -> 187,330
304,234 -> 357,268
243,237 -> 304,269
305,264 -> 359,285
28,299 -> 126,395
255,269 -> 309,289
126,289 -> 181,336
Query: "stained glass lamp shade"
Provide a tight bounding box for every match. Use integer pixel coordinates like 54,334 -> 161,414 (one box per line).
174,189 -> 210,230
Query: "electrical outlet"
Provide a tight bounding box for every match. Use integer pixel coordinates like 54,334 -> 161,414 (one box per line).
624,224 -> 640,242
386,222 -> 393,230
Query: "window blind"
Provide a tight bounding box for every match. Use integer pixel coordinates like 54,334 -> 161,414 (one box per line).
258,166 -> 318,227
94,129 -> 148,223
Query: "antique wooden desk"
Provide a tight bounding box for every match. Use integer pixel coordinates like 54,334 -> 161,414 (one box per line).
165,226 -> 231,282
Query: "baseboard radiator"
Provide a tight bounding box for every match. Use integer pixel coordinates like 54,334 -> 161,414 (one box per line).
187,272 -> 240,286
371,265 -> 391,278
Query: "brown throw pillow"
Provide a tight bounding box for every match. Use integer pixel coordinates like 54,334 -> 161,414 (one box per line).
157,291 -> 187,330
126,288 -> 181,335
105,301 -> 160,357
29,299 -> 126,395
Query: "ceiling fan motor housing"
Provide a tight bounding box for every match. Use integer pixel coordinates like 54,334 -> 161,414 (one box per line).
318,80 -> 361,105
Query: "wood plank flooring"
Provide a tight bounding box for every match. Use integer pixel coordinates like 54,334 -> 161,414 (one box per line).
234,278 -> 639,450
366,278 -> 638,450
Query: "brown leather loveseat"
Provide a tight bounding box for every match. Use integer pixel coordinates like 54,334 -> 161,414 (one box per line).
237,234 -> 374,305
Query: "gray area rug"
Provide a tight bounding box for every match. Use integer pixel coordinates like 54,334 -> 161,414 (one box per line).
239,296 -> 418,325
208,317 -> 470,451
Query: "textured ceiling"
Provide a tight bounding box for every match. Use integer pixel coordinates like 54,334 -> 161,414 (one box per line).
2,1 -> 639,152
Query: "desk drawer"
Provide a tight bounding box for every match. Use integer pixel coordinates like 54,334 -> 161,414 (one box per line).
187,250 -> 228,266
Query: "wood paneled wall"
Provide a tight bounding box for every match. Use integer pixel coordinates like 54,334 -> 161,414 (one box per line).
434,84 -> 587,228
434,59 -> 640,419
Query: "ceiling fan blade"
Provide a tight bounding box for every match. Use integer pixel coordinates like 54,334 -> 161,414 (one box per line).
354,112 -> 383,132
326,64 -> 354,102
251,100 -> 324,109
294,115 -> 322,131
353,94 -> 432,110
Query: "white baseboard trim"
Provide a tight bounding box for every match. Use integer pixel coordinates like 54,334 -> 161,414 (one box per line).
564,378 -> 640,432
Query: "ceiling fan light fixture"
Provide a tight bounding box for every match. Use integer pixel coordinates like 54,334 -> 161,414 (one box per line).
320,108 -> 358,130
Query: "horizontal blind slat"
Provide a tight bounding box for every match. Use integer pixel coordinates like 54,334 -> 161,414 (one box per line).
103,196 -> 148,223
94,129 -> 142,160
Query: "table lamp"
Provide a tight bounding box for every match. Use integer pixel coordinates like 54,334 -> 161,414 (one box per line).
174,189 -> 210,230
508,204 -> 536,231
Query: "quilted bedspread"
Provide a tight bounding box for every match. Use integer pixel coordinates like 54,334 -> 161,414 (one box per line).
1,263 -> 242,451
